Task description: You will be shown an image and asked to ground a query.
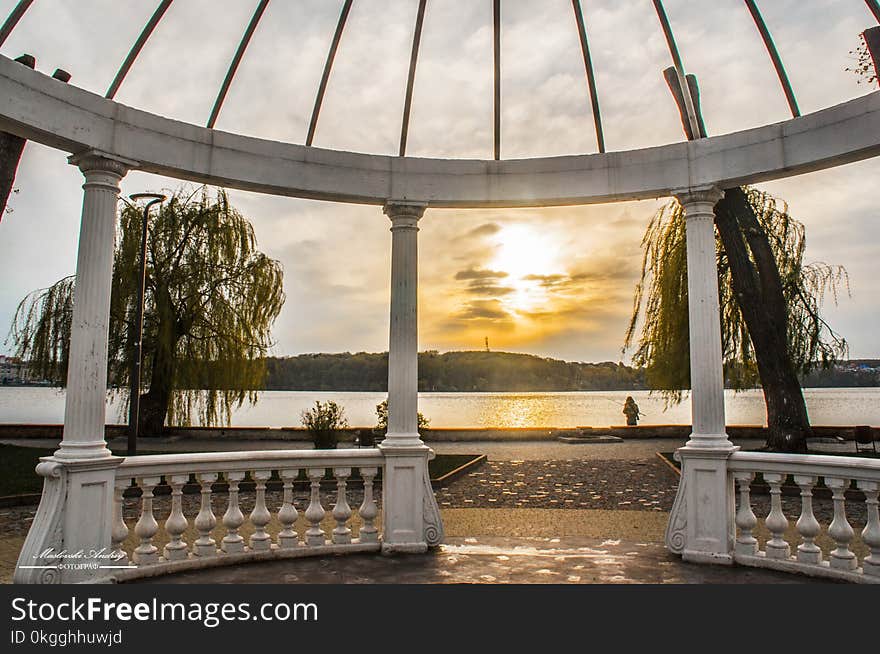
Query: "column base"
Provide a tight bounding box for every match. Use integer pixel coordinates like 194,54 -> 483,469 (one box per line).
53,441 -> 114,461
381,541 -> 429,555
14,455 -> 123,584
379,433 -> 426,450
682,550 -> 735,566
378,437 -> 445,550
685,433 -> 734,449
665,442 -> 737,562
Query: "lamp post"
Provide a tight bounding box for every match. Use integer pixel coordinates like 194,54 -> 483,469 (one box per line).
127,192 -> 166,456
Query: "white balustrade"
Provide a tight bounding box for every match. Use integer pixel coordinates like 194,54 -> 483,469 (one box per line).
793,475 -> 821,565
305,468 -> 327,547
193,472 -> 218,557
727,451 -> 880,583
249,470 -> 272,552
733,472 -> 757,556
133,476 -> 160,565
763,473 -> 790,559
163,474 -> 190,561
826,476 -> 856,571
277,468 -> 299,549
105,449 -> 385,579
859,480 -> 880,577
222,471 -> 246,554
332,467 -> 352,545
359,467 -> 379,544
111,478 -> 130,566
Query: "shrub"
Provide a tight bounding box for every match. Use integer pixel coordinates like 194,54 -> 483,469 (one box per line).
301,400 -> 348,449
374,399 -> 430,438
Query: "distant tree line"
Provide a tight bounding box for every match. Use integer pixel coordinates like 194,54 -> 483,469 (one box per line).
263,351 -> 645,392
262,351 -> 878,393
800,361 -> 879,388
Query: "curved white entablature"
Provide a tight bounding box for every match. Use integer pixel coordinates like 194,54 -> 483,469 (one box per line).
1,54 -> 879,209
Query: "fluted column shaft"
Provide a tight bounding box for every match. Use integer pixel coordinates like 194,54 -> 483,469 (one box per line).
378,200 -> 443,553
664,186 -> 735,565
678,186 -> 730,448
57,151 -> 133,460
384,201 -> 426,443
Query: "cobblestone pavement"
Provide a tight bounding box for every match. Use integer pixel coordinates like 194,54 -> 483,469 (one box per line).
135,536 -> 835,585
436,458 -> 676,511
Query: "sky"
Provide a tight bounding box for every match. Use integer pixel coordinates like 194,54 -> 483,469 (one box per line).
0,0 -> 878,364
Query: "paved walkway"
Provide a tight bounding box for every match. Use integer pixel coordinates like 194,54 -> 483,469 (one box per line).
134,535 -> 832,584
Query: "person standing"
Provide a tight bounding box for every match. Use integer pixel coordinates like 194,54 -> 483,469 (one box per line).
623,396 -> 641,426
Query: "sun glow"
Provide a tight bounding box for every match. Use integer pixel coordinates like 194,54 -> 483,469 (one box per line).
489,225 -> 565,312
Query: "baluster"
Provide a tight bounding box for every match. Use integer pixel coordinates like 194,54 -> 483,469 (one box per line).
763,473 -> 790,559
826,476 -> 857,570
332,467 -> 352,545
277,468 -> 300,549
222,471 -> 246,553
249,470 -> 272,552
305,468 -> 326,546
111,479 -> 130,566
133,476 -> 161,565
858,480 -> 880,577
163,474 -> 190,561
793,474 -> 822,565
358,467 -> 379,544
734,472 -> 757,556
193,472 -> 218,557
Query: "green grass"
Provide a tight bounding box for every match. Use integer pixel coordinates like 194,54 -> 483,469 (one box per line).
0,444 -> 54,496
0,443 -> 172,496
0,444 -> 483,497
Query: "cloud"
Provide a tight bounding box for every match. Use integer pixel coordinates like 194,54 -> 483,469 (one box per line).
456,299 -> 512,321
523,273 -> 573,288
454,267 -> 509,281
464,222 -> 502,238
465,284 -> 516,296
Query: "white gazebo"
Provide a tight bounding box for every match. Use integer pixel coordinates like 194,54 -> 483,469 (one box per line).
2,0 -> 879,584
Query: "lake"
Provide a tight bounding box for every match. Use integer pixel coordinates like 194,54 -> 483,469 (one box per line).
0,387 -> 878,428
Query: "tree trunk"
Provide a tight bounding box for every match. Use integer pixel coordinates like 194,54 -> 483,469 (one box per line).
138,283 -> 178,436
715,188 -> 811,452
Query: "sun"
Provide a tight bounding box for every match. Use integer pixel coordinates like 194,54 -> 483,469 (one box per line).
489,224 -> 565,312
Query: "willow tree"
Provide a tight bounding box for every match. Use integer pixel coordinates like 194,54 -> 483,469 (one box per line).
847,30 -> 878,85
9,186 -> 285,435
624,186 -> 847,453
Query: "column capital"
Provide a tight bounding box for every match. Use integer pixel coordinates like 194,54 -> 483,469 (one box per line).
68,150 -> 138,178
384,200 -> 427,226
672,185 -> 724,209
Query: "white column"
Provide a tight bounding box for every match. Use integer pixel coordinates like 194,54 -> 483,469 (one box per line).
680,186 -> 729,448
14,151 -> 134,583
378,200 -> 443,553
664,186 -> 736,566
57,151 -> 135,460
384,201 -> 425,444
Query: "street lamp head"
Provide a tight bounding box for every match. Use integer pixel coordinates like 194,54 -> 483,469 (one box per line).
129,192 -> 166,204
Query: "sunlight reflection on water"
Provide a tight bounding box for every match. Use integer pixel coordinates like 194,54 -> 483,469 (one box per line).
1,387 -> 878,428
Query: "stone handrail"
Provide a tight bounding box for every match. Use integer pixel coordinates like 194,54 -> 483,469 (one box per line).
116,448 -> 384,478
727,451 -> 880,583
728,451 -> 880,482
108,448 -> 385,582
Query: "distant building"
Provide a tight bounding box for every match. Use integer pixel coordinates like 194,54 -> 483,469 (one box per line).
0,355 -> 30,384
